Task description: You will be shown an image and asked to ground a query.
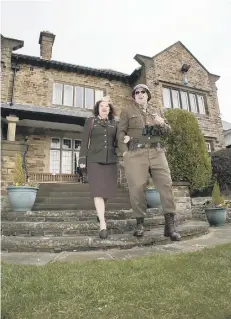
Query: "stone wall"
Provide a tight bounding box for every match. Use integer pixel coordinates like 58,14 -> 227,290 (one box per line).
191,197 -> 210,221
1,140 -> 26,195
4,63 -> 133,117
192,197 -> 231,223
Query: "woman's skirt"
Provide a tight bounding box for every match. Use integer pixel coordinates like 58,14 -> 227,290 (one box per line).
87,162 -> 117,198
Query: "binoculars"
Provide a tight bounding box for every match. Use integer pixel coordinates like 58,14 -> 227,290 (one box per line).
142,125 -> 155,136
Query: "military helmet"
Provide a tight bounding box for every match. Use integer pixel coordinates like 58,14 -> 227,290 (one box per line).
132,84 -> 151,101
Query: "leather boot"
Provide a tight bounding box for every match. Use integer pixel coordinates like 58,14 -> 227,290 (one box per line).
133,217 -> 144,237
164,213 -> 181,241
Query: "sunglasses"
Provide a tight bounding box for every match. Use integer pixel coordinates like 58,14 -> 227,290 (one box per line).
135,90 -> 146,95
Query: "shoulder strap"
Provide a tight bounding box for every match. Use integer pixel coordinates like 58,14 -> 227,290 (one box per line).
87,118 -> 95,149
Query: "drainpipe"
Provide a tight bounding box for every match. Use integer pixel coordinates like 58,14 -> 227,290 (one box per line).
22,136 -> 29,183
10,61 -> 20,106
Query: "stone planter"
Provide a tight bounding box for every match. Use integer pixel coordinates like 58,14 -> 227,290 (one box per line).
7,186 -> 39,212
205,207 -> 227,226
145,188 -> 162,208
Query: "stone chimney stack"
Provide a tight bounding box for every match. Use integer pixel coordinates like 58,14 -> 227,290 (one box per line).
39,31 -> 55,60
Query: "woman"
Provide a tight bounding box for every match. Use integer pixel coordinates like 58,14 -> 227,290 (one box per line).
78,96 -> 118,239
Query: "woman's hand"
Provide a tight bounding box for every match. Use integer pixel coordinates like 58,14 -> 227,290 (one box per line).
124,135 -> 130,144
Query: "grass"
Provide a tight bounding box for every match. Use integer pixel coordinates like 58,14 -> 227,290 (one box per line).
1,244 -> 231,319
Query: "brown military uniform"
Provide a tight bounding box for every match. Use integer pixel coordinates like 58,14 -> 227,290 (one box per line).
118,102 -> 176,218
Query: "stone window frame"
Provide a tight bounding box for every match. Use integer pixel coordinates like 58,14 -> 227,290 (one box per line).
162,86 -> 208,115
50,137 -> 82,174
205,139 -> 215,153
52,82 -> 105,109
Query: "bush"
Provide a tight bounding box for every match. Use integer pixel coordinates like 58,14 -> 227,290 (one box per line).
13,153 -> 26,185
163,109 -> 212,190
211,148 -> 231,195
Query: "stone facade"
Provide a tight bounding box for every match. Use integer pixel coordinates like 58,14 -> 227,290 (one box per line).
1,31 -> 226,192
135,43 -> 225,150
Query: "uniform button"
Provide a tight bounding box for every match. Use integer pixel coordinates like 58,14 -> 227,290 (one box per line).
104,135 -> 106,136
105,140 -> 107,142
105,146 -> 107,148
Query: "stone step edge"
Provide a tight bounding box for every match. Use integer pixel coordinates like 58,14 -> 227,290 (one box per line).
1,216 -> 185,226
1,208 -> 161,217
1,222 -> 209,253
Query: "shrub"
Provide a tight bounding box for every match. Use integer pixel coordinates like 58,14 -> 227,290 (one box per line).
211,148 -> 231,195
13,153 -> 26,185
163,109 -> 212,190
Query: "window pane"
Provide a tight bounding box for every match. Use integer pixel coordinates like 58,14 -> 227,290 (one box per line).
189,93 -> 198,113
63,138 -> 72,149
74,139 -> 81,150
63,84 -> 73,106
197,95 -> 205,114
95,90 -> 104,103
85,88 -> 94,109
163,88 -> 171,108
52,83 -> 63,104
50,150 -> 60,173
61,151 -> 72,173
73,151 -> 80,173
51,137 -> 60,149
74,86 -> 83,108
172,90 -> 180,108
180,91 -> 189,111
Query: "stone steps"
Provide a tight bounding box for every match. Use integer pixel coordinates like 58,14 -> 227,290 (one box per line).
37,191 -> 129,197
0,218 -> 159,236
36,184 -> 126,192
1,221 -> 210,252
1,215 -> 186,237
35,196 -> 130,204
33,183 -> 131,211
1,208 -> 161,222
32,202 -> 132,211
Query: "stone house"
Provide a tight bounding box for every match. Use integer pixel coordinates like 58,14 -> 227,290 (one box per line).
1,30 -> 226,192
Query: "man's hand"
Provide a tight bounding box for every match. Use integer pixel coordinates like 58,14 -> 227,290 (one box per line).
123,152 -> 127,157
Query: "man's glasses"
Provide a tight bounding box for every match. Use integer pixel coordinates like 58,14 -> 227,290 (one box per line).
135,90 -> 146,95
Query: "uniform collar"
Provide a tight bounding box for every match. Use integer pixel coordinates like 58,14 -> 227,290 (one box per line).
134,102 -> 149,113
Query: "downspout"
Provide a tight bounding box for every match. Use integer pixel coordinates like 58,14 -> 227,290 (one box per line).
10,60 -> 20,106
22,136 -> 30,183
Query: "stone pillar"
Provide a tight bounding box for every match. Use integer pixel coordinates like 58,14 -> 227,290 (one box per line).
6,115 -> 19,141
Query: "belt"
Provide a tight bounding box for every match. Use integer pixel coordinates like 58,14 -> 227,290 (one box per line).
128,141 -> 164,151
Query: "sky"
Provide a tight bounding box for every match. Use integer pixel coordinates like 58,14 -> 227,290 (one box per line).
1,0 -> 231,122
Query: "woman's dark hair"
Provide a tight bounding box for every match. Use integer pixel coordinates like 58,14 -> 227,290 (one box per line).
93,100 -> 116,120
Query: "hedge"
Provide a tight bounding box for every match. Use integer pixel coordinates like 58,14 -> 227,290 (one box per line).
163,109 -> 212,190
211,148 -> 231,194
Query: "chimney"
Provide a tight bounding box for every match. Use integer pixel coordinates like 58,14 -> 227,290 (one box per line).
39,31 -> 55,60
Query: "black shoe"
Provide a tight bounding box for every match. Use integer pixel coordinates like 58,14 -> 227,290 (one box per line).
164,213 -> 181,241
99,229 -> 108,239
97,217 -> 108,239
133,218 -> 145,237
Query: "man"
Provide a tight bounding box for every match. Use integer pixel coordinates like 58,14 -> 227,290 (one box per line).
117,84 -> 181,241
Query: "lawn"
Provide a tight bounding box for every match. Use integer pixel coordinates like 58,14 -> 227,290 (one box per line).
1,244 -> 231,319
